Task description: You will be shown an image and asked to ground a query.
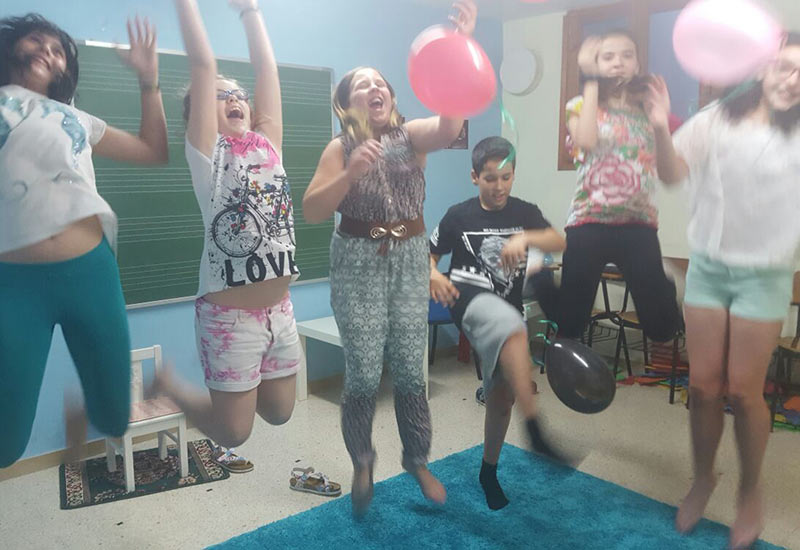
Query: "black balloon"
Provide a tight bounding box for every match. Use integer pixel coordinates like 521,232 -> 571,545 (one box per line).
545,338 -> 616,414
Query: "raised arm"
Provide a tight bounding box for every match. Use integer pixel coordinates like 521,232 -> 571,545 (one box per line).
406,0 -> 477,155
93,17 -> 168,164
231,0 -> 282,150
566,36 -> 603,151
644,76 -> 689,185
174,0 -> 218,157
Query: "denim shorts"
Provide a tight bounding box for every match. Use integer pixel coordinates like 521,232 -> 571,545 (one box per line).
684,253 -> 793,321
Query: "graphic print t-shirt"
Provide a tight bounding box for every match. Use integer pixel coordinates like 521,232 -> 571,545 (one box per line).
0,84 -> 113,254
186,131 -> 299,297
429,197 -> 551,326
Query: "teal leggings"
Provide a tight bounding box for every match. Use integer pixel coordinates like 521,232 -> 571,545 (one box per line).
0,239 -> 131,467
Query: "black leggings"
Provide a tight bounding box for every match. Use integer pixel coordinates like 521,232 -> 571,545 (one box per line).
537,224 -> 681,342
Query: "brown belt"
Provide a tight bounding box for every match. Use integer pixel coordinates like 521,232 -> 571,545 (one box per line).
339,215 -> 425,255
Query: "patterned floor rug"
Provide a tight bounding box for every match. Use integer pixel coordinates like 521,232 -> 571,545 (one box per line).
59,438 -> 229,509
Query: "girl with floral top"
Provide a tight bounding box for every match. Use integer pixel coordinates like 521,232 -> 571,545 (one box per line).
156,0 -> 303,454
539,30 -> 681,344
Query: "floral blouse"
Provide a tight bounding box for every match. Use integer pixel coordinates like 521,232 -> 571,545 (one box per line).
564,95 -> 658,228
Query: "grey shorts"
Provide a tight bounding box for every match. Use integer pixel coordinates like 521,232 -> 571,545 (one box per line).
460,292 -> 527,395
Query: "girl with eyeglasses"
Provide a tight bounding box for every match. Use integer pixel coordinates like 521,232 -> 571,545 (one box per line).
647,32 -> 800,549
0,14 -> 167,467
157,0 -> 313,478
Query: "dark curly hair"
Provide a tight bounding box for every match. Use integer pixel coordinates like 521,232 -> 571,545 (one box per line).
0,13 -> 79,104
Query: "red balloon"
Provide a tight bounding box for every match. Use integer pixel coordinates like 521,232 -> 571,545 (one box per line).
408,25 -> 497,118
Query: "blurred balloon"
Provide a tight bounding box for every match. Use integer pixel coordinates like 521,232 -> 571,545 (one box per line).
545,338 -> 616,414
408,25 -> 497,118
673,0 -> 783,86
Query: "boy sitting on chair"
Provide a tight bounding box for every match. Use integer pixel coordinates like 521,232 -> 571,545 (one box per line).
429,136 -> 568,510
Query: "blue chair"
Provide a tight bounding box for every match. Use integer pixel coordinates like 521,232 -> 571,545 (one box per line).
428,298 -> 453,365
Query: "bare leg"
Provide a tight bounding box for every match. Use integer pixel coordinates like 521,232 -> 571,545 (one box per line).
495,331 -> 568,463
727,316 -> 782,549
256,374 -> 297,426
480,380 -> 514,510
676,305 -> 728,533
155,366 -> 257,448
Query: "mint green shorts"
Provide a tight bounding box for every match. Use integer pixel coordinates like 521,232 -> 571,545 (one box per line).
684,253 -> 793,321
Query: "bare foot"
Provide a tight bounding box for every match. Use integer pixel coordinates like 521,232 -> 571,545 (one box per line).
729,487 -> 764,549
675,475 -> 718,533
63,394 -> 88,465
411,466 -> 447,504
152,361 -> 179,399
351,465 -> 374,518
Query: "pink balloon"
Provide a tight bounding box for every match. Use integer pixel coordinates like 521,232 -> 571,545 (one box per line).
673,0 -> 783,86
408,25 -> 497,118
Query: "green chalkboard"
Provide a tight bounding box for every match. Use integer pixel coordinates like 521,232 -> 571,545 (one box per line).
75,42 -> 333,306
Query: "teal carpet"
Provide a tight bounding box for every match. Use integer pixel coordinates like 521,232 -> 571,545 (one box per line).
210,444 -> 784,550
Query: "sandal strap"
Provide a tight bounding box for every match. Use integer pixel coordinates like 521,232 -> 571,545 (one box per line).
291,466 -> 314,479
216,447 -> 250,464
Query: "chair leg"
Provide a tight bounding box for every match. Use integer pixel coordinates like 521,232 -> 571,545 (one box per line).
587,321 -> 595,348
429,324 -> 438,366
642,333 -> 649,367
105,439 -> 116,472
669,337 -> 679,404
613,325 -> 623,376
620,326 -> 633,377
123,433 -> 135,493
157,432 -> 167,460
770,351 -> 782,433
178,417 -> 189,478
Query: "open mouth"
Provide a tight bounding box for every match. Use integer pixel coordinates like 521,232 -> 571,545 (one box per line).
227,106 -> 244,120
368,97 -> 384,110
31,55 -> 50,71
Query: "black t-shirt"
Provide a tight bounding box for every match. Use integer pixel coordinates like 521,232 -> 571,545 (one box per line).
429,196 -> 551,327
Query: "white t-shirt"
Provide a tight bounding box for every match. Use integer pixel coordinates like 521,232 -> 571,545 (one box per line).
185,131 -> 299,297
0,84 -> 113,254
673,102 -> 800,268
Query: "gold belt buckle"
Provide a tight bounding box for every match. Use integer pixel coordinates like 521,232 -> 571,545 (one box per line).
369,226 -> 388,240
390,224 -> 407,238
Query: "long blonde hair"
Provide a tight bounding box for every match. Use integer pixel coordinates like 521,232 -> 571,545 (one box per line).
333,66 -> 403,143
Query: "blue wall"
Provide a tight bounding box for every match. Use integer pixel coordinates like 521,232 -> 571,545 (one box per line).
5,0 -> 502,459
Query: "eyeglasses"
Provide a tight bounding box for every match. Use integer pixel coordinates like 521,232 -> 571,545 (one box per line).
771,61 -> 800,80
216,89 -> 249,101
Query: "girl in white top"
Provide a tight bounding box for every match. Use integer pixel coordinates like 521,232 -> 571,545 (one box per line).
0,14 -> 167,467
647,33 -> 800,548
157,0 -> 308,463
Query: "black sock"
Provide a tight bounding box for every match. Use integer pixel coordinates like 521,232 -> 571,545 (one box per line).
526,417 -> 569,464
479,460 -> 509,510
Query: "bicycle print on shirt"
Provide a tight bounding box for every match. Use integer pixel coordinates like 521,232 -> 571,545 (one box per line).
208,131 -> 299,288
